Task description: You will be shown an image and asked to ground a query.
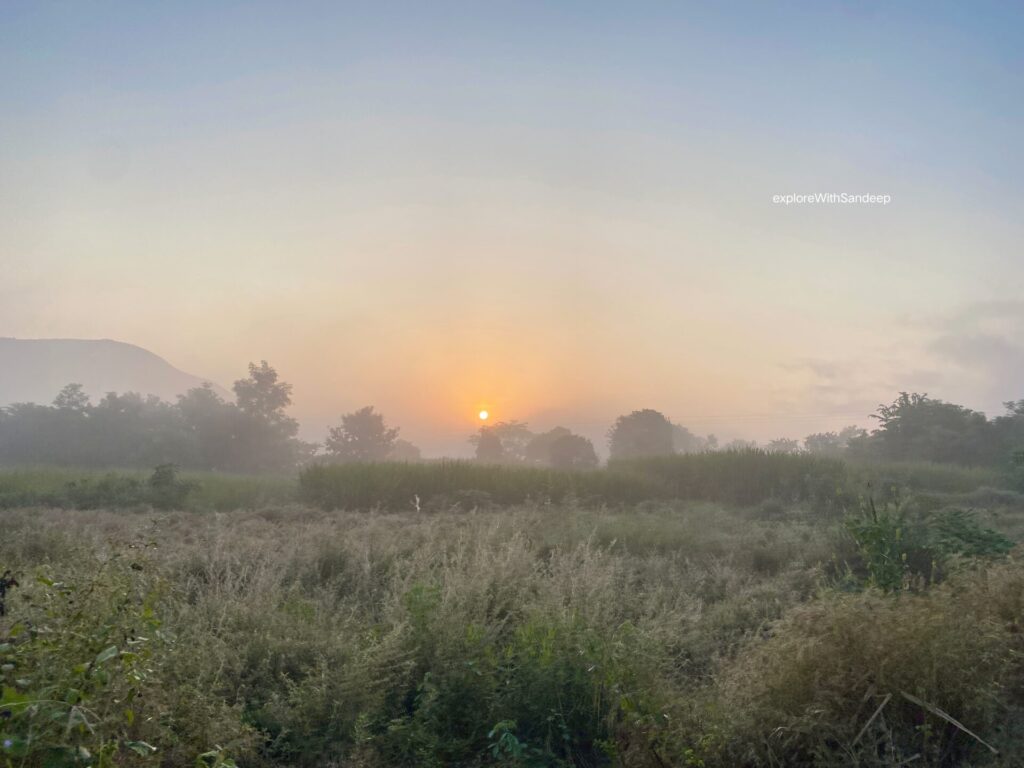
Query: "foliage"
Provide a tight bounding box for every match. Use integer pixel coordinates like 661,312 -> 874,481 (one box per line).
0,556 -> 250,767
804,425 -> 867,456
0,467 -> 296,512
766,437 -> 801,454
524,428 -> 599,470
671,424 -> 717,454
849,392 -> 1001,466
299,460 -> 651,510
607,409 -> 674,460
1,481 -> 1021,767
843,497 -> 1013,591
324,406 -> 401,462
707,560 -> 1024,766
611,448 -> 851,508
470,421 -> 534,464
0,363 -> 312,472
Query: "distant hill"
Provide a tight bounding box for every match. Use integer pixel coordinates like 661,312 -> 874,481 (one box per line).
0,338 -> 229,406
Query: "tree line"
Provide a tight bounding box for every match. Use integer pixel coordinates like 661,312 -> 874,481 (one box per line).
2,359 -> 1023,472
475,395 -> 1024,470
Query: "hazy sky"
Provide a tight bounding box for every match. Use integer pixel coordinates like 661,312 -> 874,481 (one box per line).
2,1 -> 1023,455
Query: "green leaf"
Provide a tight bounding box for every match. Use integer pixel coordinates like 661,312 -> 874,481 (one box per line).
125,740 -> 157,756
94,645 -> 119,665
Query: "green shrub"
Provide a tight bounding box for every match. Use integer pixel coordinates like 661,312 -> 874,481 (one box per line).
843,498 -> 1013,591
705,560 -> 1024,765
612,449 -> 850,508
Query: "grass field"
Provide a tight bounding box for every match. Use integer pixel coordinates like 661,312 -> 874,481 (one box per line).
0,450 -> 1007,514
2,455 -> 1024,766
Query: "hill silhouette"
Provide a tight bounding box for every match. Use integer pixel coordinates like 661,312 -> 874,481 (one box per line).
0,337 -> 228,406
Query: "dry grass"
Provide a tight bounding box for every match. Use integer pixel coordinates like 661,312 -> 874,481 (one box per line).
1,500 -> 1021,766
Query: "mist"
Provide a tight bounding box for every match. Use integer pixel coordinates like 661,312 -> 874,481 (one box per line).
3,3 -> 1024,766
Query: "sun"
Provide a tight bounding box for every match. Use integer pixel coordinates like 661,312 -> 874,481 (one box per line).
478,409 -> 489,421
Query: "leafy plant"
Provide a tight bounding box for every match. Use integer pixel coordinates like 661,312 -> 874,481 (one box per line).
0,562 -> 165,766
844,497 -> 1013,591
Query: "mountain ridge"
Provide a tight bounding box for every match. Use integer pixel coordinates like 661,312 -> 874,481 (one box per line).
0,337 -> 230,406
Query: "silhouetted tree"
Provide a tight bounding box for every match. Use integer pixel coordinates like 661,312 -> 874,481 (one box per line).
849,393 -> 995,465
608,409 -> 673,460
177,384 -> 238,469
525,427 -> 598,469
469,421 -> 533,463
388,438 -> 422,462
525,427 -> 571,465
804,425 -> 866,455
474,428 -> 505,463
53,383 -> 90,412
723,438 -> 758,451
231,361 -> 304,471
672,423 -> 716,454
325,406 -> 399,462
0,363 -> 310,472
767,437 -> 801,454
548,432 -> 599,470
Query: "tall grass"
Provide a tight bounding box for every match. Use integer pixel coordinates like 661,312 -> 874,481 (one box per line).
1,451 -> 1011,515
0,466 -> 297,511
1,499 -> 1020,766
301,451 -> 855,511
298,460 -> 651,510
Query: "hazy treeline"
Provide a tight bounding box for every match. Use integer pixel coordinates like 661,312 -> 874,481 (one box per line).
3,356 -> 1024,472
0,362 -> 312,472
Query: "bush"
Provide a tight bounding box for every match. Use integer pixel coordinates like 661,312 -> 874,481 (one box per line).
0,558 -> 253,767
704,560 -> 1024,765
843,498 -> 1013,591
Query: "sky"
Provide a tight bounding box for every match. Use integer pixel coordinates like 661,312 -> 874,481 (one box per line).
2,1 -> 1023,456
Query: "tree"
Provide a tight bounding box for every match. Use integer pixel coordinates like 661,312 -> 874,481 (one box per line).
234,361 -> 297,434
325,406 -> 400,462
53,383 -> 90,412
474,429 -> 505,463
853,392 -> 995,465
525,427 -> 598,469
723,438 -> 757,451
766,437 -> 801,454
0,364 -> 310,472
525,427 -> 571,465
468,421 -> 533,464
231,361 -> 304,471
805,425 -> 866,455
608,409 -> 673,460
672,423 -> 715,454
388,438 -> 422,462
177,384 -> 238,470
548,433 -> 599,470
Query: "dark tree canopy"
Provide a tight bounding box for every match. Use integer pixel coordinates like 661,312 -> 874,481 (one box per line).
547,432 -> 599,470
324,406 -> 400,462
0,362 -> 311,472
53,383 -> 90,412
525,427 -> 598,469
474,428 -> 505,463
388,439 -> 422,462
849,392 -> 997,466
469,421 -> 533,464
608,409 -> 674,460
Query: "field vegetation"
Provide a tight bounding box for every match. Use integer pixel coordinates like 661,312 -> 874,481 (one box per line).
2,452 -> 1024,767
